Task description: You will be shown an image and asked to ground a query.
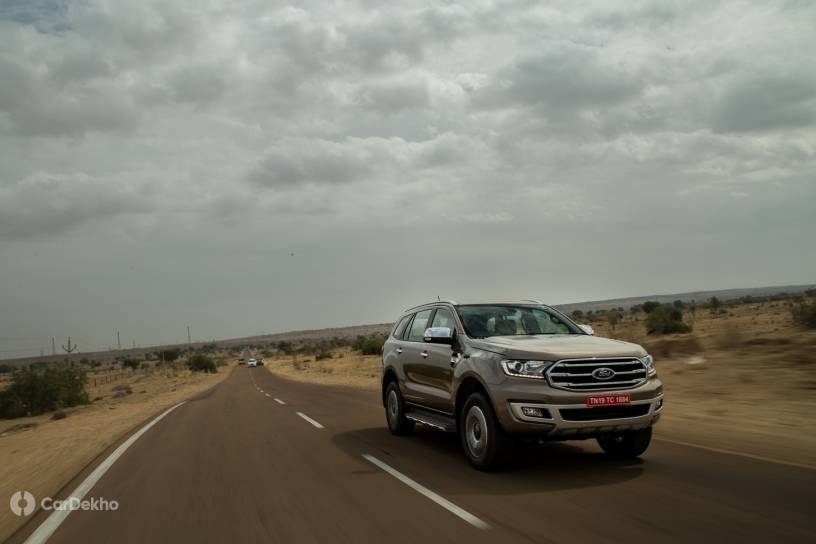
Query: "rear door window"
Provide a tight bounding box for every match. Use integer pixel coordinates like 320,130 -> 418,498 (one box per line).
407,309 -> 432,342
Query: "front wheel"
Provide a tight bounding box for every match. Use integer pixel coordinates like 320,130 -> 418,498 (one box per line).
459,392 -> 512,470
385,382 -> 415,435
597,427 -> 652,458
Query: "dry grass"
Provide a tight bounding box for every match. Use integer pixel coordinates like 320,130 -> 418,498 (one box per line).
0,363 -> 231,541
265,348 -> 381,390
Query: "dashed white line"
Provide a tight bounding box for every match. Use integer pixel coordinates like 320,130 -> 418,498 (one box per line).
296,412 -> 324,429
274,398 -> 286,405
24,402 -> 186,544
362,454 -> 490,530
265,393 -> 271,398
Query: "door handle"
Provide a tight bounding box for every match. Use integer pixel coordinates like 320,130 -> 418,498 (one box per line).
396,348 -> 403,354
420,351 -> 429,358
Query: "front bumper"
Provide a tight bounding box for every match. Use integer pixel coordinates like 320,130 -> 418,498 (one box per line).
493,378 -> 663,437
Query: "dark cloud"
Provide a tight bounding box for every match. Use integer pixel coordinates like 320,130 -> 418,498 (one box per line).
710,75 -> 816,133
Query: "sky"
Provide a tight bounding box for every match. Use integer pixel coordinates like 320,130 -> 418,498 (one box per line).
1,0 -> 814,357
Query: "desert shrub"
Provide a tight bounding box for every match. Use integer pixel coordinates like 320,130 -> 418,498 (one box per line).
352,335 -> 384,356
51,410 -> 67,420
571,310 -> 584,319
0,364 -> 12,374
791,301 -> 816,329
112,384 -> 133,394
121,359 -> 140,371
0,366 -> 89,418
156,349 -> 180,362
708,296 -> 722,311
642,301 -> 661,314
673,300 -> 686,309
646,306 -> 692,335
187,354 -> 217,373
315,351 -> 333,361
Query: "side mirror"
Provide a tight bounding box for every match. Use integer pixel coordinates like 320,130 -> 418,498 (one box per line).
423,327 -> 454,345
579,324 -> 594,335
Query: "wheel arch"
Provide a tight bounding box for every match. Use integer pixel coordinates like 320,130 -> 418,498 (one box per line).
382,367 -> 399,407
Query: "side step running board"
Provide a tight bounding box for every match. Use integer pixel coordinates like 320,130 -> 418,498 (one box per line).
405,407 -> 457,432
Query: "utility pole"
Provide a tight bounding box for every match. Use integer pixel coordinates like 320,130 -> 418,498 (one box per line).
117,330 -> 121,350
62,336 -> 78,357
187,325 -> 191,348
132,340 -> 136,350
51,337 -> 56,356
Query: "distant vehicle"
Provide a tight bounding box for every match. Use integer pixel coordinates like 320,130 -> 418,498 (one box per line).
257,358 -> 264,366
247,358 -> 258,367
238,358 -> 245,365
382,301 -> 663,470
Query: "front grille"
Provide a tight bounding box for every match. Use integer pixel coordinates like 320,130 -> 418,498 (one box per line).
560,404 -> 651,421
547,358 -> 647,391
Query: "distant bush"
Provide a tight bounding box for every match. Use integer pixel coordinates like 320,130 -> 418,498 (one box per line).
0,364 -> 13,374
642,301 -> 661,314
646,306 -> 692,335
708,296 -> 722,311
187,354 -> 217,373
791,301 -> 816,329
121,359 -> 140,371
51,410 -> 67,420
352,335 -> 384,356
571,310 -> 584,319
156,349 -> 180,362
315,351 -> 333,361
0,366 -> 89,419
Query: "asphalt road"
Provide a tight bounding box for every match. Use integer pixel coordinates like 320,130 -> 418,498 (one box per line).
11,366 -> 816,543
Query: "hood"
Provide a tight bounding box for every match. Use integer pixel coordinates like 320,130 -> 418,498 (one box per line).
468,334 -> 647,360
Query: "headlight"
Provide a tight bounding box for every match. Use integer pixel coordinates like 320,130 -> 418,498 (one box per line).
501,360 -> 552,379
640,354 -> 656,377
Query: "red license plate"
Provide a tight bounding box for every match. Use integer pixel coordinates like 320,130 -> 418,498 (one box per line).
586,393 -> 631,407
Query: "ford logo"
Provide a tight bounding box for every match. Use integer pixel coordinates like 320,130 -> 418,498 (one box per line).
592,367 -> 616,380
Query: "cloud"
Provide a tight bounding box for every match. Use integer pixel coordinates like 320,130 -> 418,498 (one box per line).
0,172 -> 154,237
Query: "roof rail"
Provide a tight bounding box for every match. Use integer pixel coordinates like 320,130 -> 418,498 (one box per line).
404,300 -> 458,313
521,299 -> 545,304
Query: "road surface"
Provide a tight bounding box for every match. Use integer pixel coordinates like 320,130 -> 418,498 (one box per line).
10,366 -> 816,543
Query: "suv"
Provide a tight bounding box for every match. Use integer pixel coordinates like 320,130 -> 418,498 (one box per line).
381,301 -> 663,470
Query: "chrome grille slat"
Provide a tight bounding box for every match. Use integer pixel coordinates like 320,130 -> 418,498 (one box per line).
546,357 -> 647,392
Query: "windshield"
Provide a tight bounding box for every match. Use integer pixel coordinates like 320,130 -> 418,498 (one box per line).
456,305 -> 583,338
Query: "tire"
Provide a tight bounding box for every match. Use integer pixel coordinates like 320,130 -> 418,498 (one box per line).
385,382 -> 415,435
597,427 -> 652,458
459,392 -> 512,470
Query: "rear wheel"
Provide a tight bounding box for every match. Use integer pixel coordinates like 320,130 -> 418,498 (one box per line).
597,427 -> 652,458
385,382 -> 414,435
459,392 -> 512,470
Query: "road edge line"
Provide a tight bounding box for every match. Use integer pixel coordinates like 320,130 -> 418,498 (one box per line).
655,438 -> 815,471
23,402 -> 187,544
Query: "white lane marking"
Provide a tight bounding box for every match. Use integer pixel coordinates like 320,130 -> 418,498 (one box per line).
259,389 -> 264,393
24,402 -> 186,544
274,398 -> 286,405
265,393 -> 271,398
296,412 -> 324,429
656,438 -> 816,471
362,454 -> 490,530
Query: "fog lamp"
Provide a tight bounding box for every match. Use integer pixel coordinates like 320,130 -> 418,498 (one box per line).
521,406 -> 545,418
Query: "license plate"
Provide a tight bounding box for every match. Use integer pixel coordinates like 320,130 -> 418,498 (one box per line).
586,393 -> 631,407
